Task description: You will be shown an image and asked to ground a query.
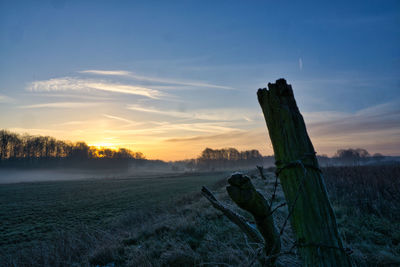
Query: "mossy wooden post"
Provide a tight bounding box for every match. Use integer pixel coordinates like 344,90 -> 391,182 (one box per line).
227,173 -> 281,256
257,79 -> 352,266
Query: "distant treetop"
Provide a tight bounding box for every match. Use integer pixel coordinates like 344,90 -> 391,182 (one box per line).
0,129 -> 145,161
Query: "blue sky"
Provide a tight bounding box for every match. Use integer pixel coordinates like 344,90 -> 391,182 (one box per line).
0,0 -> 399,160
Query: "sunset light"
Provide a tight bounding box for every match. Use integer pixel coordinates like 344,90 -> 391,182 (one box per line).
1,1 -> 399,266
1,0 -> 399,161
88,142 -> 119,150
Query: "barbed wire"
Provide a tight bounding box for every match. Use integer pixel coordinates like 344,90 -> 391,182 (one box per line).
203,153 -> 352,265
266,154 -> 353,263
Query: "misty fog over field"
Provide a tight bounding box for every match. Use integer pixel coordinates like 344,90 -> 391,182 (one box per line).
0,169 -> 127,184
0,166 -> 188,184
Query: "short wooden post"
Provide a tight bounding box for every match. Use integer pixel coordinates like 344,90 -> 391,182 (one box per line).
227,173 -> 281,257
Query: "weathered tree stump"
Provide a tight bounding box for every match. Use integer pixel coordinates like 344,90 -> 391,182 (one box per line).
201,186 -> 264,244
202,172 -> 282,266
227,173 -> 281,256
257,79 -> 352,266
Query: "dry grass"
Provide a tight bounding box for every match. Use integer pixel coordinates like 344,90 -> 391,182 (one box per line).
1,165 -> 399,266
323,165 -> 400,266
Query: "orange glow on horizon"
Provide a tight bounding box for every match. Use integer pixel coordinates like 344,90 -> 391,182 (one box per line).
88,142 -> 119,150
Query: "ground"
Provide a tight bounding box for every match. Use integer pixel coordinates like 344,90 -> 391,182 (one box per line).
0,165 -> 399,266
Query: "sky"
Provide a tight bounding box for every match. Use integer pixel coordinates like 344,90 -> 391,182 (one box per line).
0,0 -> 399,161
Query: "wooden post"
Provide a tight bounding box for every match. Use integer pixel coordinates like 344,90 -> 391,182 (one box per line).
257,79 -> 352,266
256,165 -> 267,180
202,172 -> 281,266
226,173 -> 281,257
201,186 -> 264,244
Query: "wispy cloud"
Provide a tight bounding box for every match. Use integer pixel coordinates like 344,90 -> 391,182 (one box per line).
55,120 -> 88,126
19,102 -> 101,109
292,100 -> 400,155
32,93 -> 113,101
164,122 -> 241,134
161,100 -> 400,157
103,120 -> 241,136
306,100 -> 400,136
126,104 -> 257,122
103,114 -> 144,127
85,82 -> 161,98
27,77 -> 163,99
165,130 -> 248,143
127,105 -> 191,119
0,94 -> 14,103
79,70 -> 131,76
80,69 -> 234,90
161,128 -> 271,159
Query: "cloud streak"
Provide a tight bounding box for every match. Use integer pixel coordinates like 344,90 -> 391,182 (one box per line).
80,70 -> 131,76
160,100 -> 400,157
103,114 -> 144,127
126,104 -> 257,122
0,94 -> 14,103
55,121 -> 88,126
19,102 -> 101,109
306,101 -> 400,136
80,69 -> 234,90
104,123 -> 241,136
165,130 -> 248,143
27,77 -> 163,99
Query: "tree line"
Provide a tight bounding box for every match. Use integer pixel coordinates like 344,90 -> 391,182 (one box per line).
0,130 -> 144,161
316,148 -> 386,166
1,129 -> 390,170
197,147 -> 264,169
172,147 -> 271,171
174,147 -> 389,171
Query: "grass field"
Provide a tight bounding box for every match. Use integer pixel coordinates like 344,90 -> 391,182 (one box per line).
1,165 -> 399,266
0,172 -> 227,252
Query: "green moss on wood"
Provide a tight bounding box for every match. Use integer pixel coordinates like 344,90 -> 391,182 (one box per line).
257,79 -> 353,267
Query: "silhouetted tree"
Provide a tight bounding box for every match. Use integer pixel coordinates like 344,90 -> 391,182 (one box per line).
197,147 -> 263,170
335,148 -> 370,165
0,130 -> 145,165
372,153 -> 385,162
